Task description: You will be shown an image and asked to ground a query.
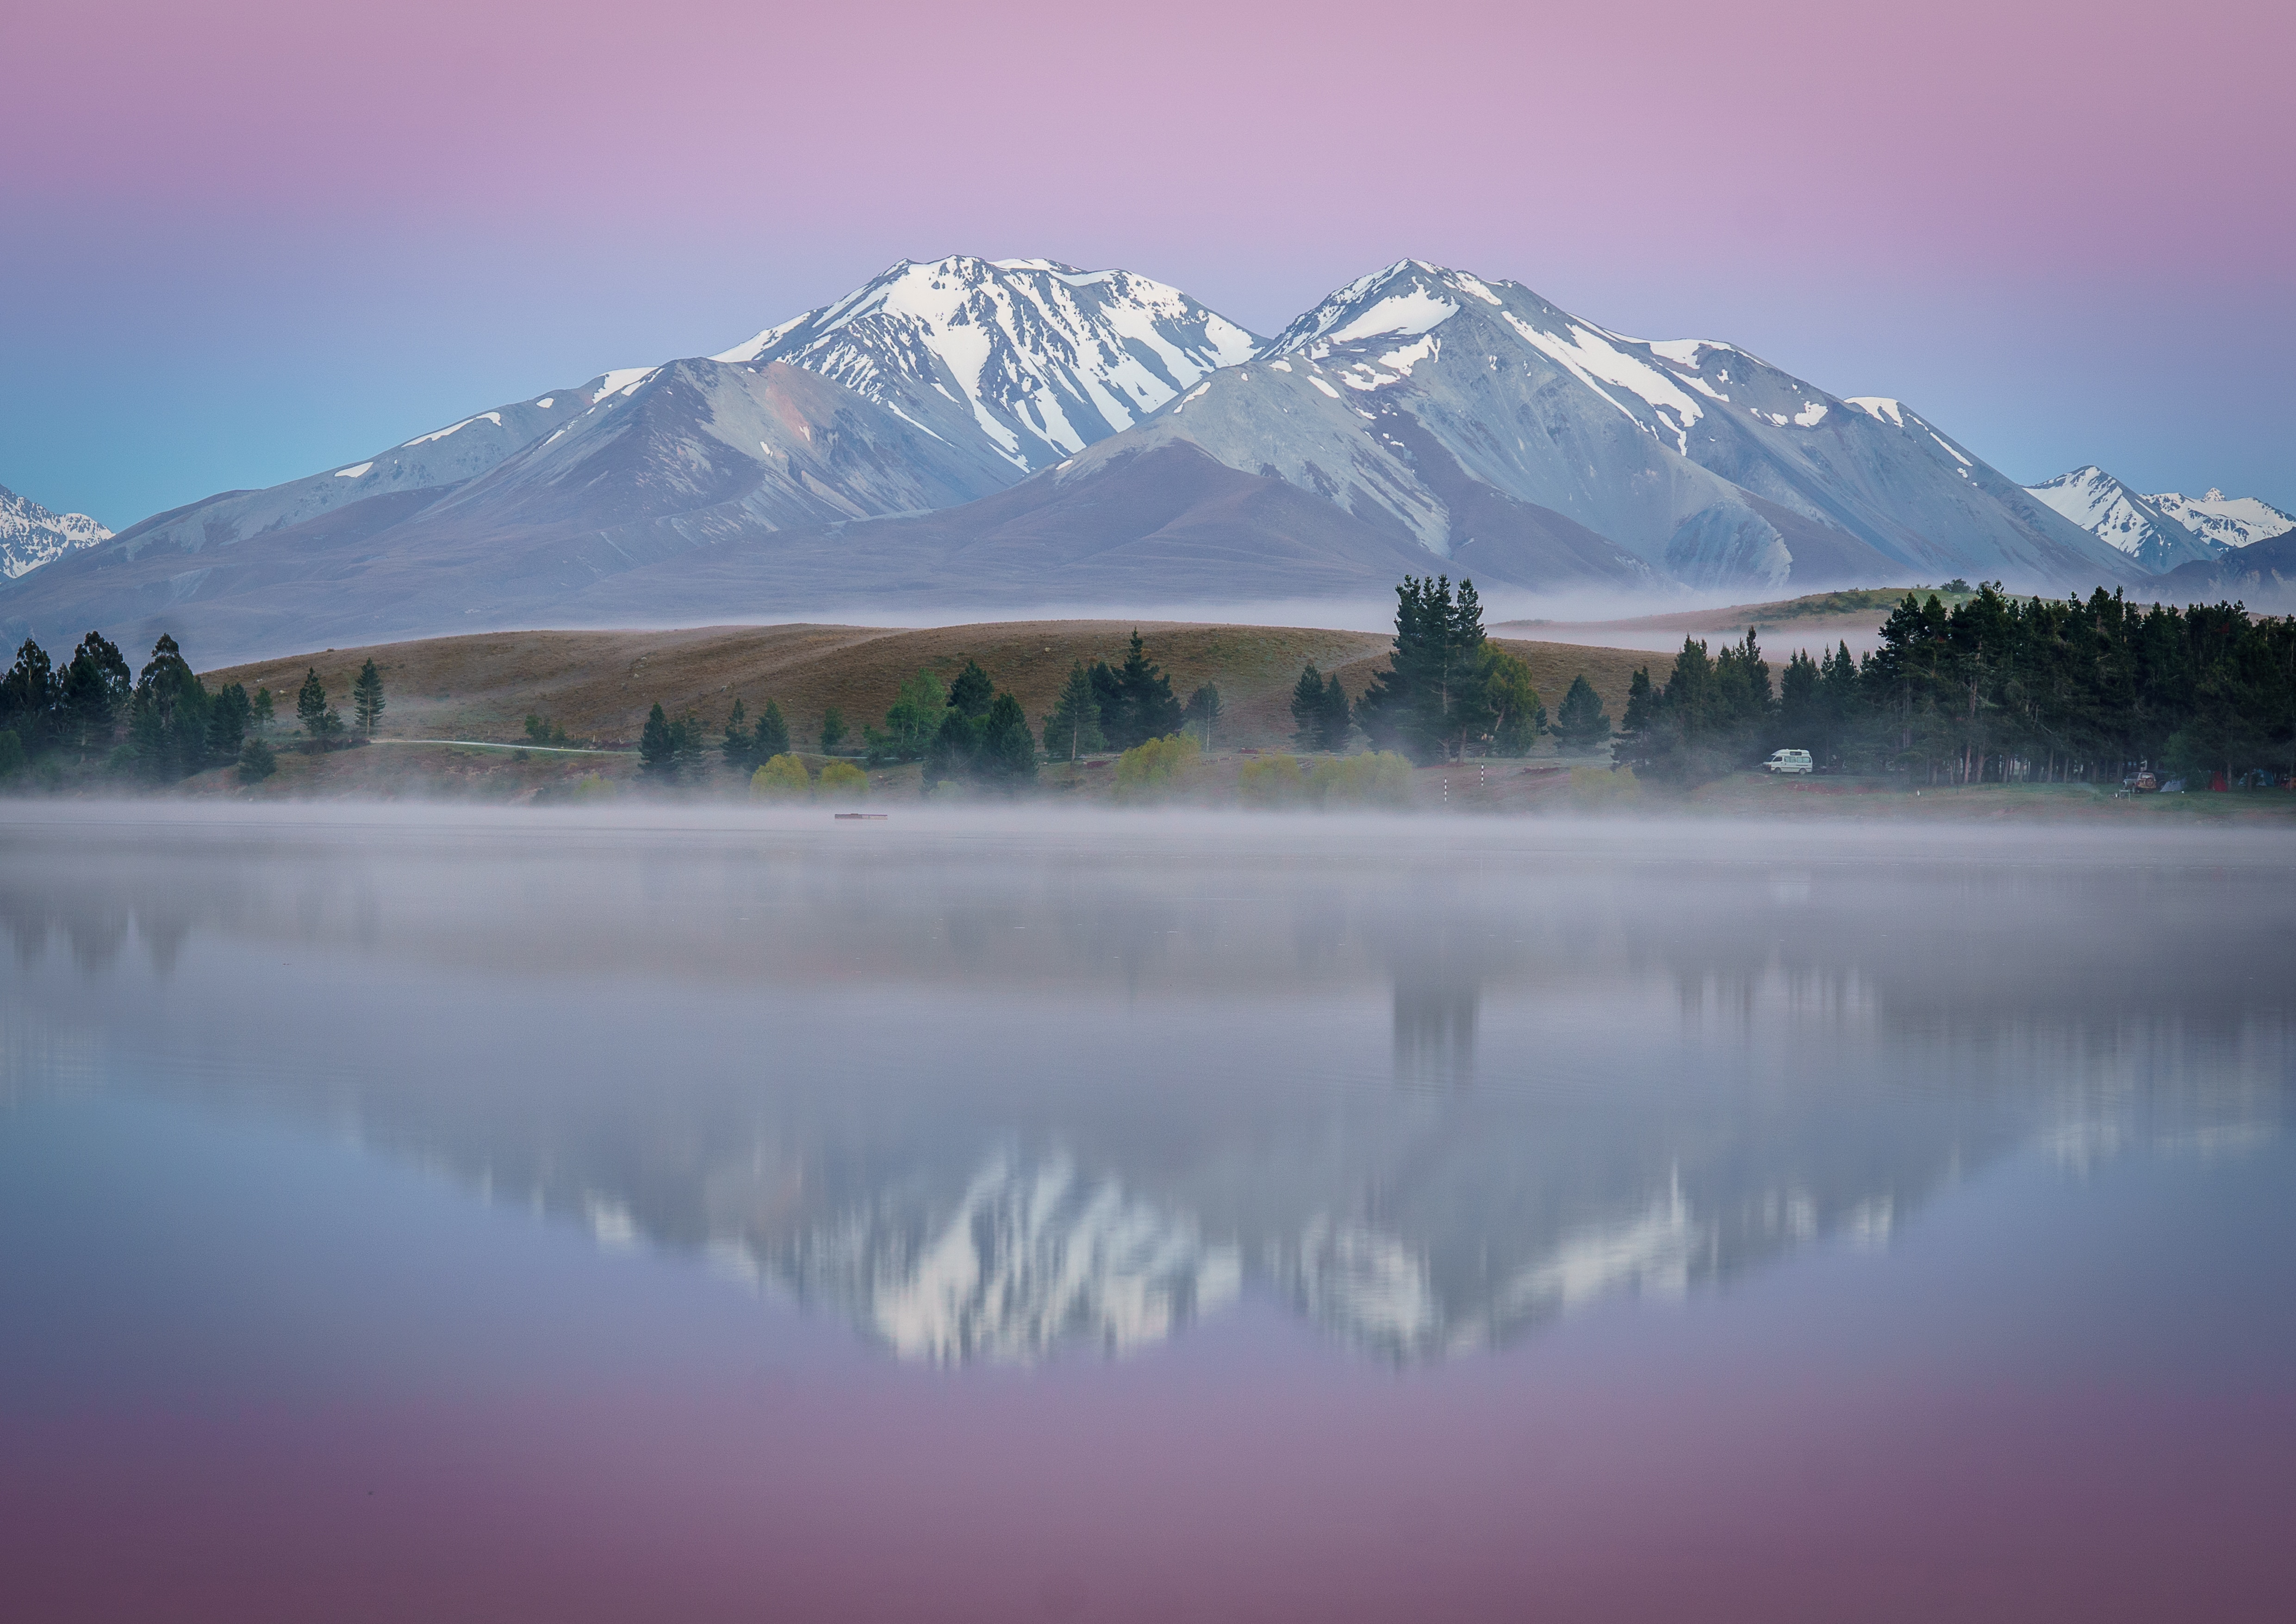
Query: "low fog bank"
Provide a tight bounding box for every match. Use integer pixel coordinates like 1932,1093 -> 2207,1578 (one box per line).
7,796 -> 2291,870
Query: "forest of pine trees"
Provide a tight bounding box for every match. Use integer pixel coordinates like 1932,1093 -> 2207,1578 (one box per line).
0,629 -> 286,783
1618,585 -> 2296,785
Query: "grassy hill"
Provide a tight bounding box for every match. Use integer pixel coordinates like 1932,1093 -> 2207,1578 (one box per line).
206,621 -> 1670,753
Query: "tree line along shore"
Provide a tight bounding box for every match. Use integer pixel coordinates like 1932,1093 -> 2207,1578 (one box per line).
4,579 -> 2292,808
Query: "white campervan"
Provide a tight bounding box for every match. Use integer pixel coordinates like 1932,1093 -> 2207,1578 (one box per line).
1764,749 -> 1814,775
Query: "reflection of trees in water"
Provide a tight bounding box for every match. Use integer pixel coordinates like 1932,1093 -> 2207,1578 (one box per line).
5,825 -> 2290,1366
1393,974 -> 1476,1092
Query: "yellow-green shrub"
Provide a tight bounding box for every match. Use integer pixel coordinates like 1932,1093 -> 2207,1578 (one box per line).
817,760 -> 869,800
1312,751 -> 1414,808
751,754 -> 812,798
1237,753 -> 1306,807
1114,734 -> 1201,800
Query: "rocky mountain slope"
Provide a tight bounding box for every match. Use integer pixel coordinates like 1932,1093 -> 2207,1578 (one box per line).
0,255 -> 2179,662
2149,487 -> 2295,551
2025,466 -> 2226,572
0,483 -> 111,579
1020,261 -> 2122,596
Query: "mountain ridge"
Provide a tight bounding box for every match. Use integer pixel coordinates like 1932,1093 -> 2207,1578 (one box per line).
0,483 -> 111,579
1,253 -> 2251,663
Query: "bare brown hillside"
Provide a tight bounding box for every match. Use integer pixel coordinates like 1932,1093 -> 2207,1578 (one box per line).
206,622 -> 1669,750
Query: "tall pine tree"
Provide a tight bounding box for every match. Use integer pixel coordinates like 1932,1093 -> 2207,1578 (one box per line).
1290,664 -> 1329,750
639,702 -> 676,777
1041,662 -> 1105,762
1356,576 -> 1492,762
1552,674 -> 1611,753
351,658 -> 386,736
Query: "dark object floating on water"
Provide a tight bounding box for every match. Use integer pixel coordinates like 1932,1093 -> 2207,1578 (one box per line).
834,813 -> 888,820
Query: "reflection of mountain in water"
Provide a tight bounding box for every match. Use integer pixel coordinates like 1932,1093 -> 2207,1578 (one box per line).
767,1152 -> 1240,1364
4,816 -> 2289,1365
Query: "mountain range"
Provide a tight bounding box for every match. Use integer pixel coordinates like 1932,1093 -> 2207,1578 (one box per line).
2023,465 -> 2293,575
3,255 -> 2271,662
0,483 -> 111,581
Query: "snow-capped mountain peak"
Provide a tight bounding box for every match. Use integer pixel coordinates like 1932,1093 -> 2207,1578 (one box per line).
2025,465 -> 2225,572
0,483 -> 111,579
710,255 -> 1262,472
2148,487 -> 2295,551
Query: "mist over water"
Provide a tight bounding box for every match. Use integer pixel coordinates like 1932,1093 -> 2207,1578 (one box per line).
4,804 -> 2292,1621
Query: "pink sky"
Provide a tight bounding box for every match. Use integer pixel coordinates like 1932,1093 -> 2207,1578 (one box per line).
4,0 -> 2290,524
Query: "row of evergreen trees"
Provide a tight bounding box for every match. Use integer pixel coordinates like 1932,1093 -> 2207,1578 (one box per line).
1617,585 -> 2296,784
2,629 -> 387,784
1284,577 -> 1610,763
1037,631 -> 1220,762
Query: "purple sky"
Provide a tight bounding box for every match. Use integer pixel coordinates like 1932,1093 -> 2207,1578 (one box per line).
5,0 -> 2290,528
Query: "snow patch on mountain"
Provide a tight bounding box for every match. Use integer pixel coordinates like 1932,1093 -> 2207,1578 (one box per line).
1846,397 -> 1906,426
712,256 -> 1261,473
1500,310 -> 1706,450
589,369 -> 658,403
403,410 -> 504,447
0,483 -> 111,579
2149,487 -> 2295,550
2025,466 -> 2223,572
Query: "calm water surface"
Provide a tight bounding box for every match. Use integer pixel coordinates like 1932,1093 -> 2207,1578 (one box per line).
3,805 -> 2292,1623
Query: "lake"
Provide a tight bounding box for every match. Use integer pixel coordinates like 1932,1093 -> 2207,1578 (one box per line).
3,804 -> 2291,1623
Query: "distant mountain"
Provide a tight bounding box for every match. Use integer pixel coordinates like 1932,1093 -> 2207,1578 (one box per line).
0,483 -> 110,579
1019,260 -> 2124,596
2,255 -> 2157,662
711,256 -> 1262,474
2149,487 -> 2295,552
2024,469 -> 2295,583
2025,466 -> 2224,572
2148,524 -> 2296,610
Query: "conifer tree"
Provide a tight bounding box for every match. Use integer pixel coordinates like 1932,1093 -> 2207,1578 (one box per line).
639,702 -> 676,777
672,712 -> 708,773
1113,630 -> 1183,747
923,707 -> 979,790
720,699 -> 753,772
947,660 -> 995,719
1086,660 -> 1125,742
0,639 -> 60,752
979,692 -> 1037,784
1316,673 -> 1352,751
1041,662 -> 1104,762
1553,674 -> 1611,754
351,658 -> 386,736
1356,576 -> 1493,762
252,687 -> 275,732
205,683 -> 251,762
133,636 -> 218,775
818,706 -> 847,755
61,632 -> 131,756
754,699 -> 790,761
1290,664 -> 1328,749
294,666 -> 340,750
